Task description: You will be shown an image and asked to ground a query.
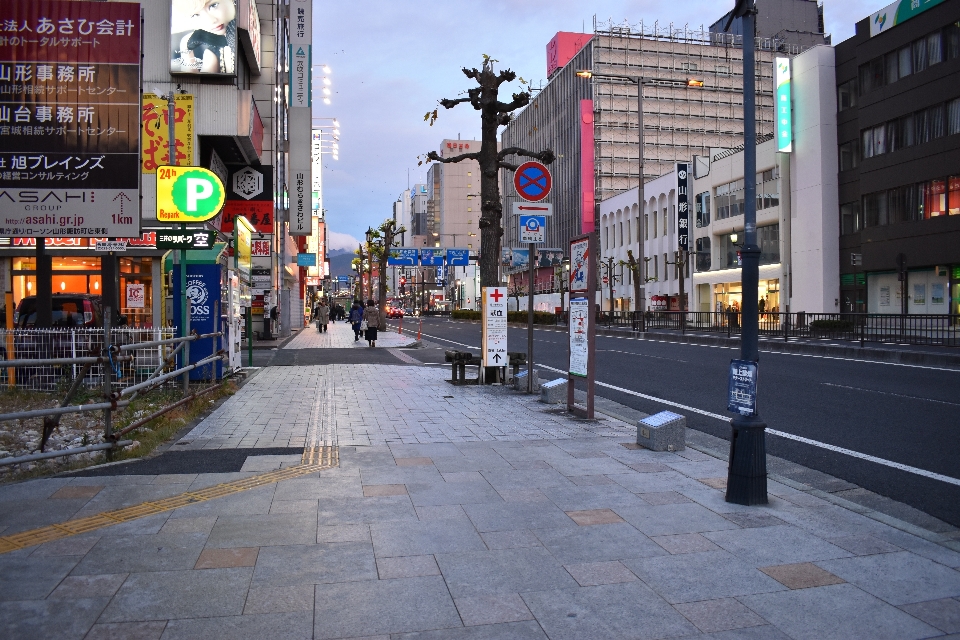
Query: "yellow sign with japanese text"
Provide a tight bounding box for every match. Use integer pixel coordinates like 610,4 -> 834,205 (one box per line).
142,93 -> 195,173
156,166 -> 225,223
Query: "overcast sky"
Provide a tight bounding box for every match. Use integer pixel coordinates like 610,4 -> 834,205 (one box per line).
314,0 -> 882,250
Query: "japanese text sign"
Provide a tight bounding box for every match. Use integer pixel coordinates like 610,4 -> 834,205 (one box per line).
387,248 -> 418,266
481,287 -> 507,367
775,58 -> 792,153
0,0 -> 142,238
141,93 -> 195,173
156,229 -> 216,250
727,359 -> 758,416
676,163 -> 689,250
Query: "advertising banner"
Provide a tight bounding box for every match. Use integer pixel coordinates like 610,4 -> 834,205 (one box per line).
125,283 -> 146,309
569,237 -> 590,294
0,0 -> 142,237
869,0 -> 947,37
508,248 -> 530,271
170,0 -> 238,75
297,252 -> 316,267
676,163 -> 689,249
775,58 -> 792,153
288,109 -> 311,235
141,94 -> 194,172
251,237 -> 271,256
221,164 -> 273,233
173,263 -> 223,380
728,359 -> 758,416
536,249 -> 564,268
234,214 -> 252,283
156,229 -> 216,250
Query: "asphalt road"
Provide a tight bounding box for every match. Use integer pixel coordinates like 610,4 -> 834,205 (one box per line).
402,317 -> 960,527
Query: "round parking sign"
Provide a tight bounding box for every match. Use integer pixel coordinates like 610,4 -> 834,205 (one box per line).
156,166 -> 226,223
514,161 -> 552,202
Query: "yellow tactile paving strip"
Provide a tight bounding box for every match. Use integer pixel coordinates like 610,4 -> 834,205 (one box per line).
0,446 -> 339,555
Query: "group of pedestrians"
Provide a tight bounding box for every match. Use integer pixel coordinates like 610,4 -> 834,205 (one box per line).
311,298 -> 380,347
349,300 -> 380,347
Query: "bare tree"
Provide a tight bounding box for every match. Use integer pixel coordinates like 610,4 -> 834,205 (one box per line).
508,279 -> 526,312
422,56 -> 555,288
368,219 -> 406,330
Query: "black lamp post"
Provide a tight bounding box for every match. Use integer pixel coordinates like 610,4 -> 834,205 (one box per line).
724,0 -> 768,506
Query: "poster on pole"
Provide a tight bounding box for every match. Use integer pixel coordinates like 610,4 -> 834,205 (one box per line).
569,297 -> 589,377
727,359 -> 758,416
0,0 -> 142,237
481,287 -> 507,367
569,237 -> 590,294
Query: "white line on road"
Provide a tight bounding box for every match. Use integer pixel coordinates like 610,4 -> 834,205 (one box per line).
821,382 -> 960,407
406,327 -> 960,486
534,362 -> 960,488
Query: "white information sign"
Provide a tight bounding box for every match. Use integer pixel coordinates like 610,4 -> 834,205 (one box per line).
95,241 -> 128,253
569,297 -> 589,378
511,202 -> 553,217
482,287 -> 508,367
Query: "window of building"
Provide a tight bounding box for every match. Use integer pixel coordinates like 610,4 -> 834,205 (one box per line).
663,209 -> 668,237
862,127 -> 874,159
885,50 -> 899,84
717,64 -> 731,75
695,237 -> 711,272
618,222 -> 623,246
757,168 -> 779,209
839,141 -> 859,171
859,57 -> 884,94
946,22 -> 960,60
695,192 -> 711,227
923,179 -> 947,217
913,37 -> 929,73
758,225 -> 780,264
898,44 -> 913,78
644,214 -> 649,240
716,179 -> 744,220
927,30 -> 944,66
837,79 -> 857,111
948,98 -> 960,135
626,219 -> 631,245
652,211 -> 658,238
950,176 -> 960,215
855,22 -> 955,95
840,202 -> 861,235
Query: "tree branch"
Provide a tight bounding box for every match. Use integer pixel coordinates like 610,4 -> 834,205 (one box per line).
496,69 -> 517,86
427,150 -> 481,164
438,97 -> 472,109
462,67 -> 481,81
498,147 -> 556,165
496,92 -> 530,113
498,161 -> 519,172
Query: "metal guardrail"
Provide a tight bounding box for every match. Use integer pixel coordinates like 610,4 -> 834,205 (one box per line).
592,311 -> 960,347
0,328 -> 226,467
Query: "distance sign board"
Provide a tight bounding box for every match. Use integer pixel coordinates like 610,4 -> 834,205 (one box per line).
156,166 -> 226,223
387,248 -> 418,266
482,287 -> 507,367
0,0 -> 142,238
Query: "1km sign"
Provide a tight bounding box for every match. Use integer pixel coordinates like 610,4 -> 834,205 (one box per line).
156,166 -> 226,223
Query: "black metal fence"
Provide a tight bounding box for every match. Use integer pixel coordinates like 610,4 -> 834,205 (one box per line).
589,311 -> 960,347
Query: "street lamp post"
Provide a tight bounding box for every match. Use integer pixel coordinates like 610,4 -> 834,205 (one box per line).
577,71 -> 703,329
724,0 -> 768,505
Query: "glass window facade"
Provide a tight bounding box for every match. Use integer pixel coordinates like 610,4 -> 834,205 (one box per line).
862,176 -> 960,227
858,22 -> 959,96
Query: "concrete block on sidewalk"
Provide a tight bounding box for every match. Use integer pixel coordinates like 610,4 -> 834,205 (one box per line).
539,378 -> 567,404
513,370 -> 540,392
637,411 -> 686,452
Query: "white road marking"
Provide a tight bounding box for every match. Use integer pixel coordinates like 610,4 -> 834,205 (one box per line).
534,362 -> 960,487
821,382 -> 960,406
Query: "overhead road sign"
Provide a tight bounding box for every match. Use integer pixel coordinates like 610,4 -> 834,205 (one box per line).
446,249 -> 470,266
419,248 -> 445,266
514,162 -> 552,202
512,203 -> 553,216
157,167 -> 226,223
519,215 -> 546,243
388,248 -> 419,266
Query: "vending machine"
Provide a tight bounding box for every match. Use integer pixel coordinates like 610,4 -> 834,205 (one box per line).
224,271 -> 242,371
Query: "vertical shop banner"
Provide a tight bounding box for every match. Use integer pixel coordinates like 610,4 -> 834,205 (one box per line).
221,164 -> 273,233
316,220 -> 325,278
569,298 -> 589,377
234,215 -> 253,284
676,163 -> 689,250
141,93 -> 194,172
173,263 -> 223,380
288,109 -> 311,235
288,0 -> 312,108
775,58 -> 792,153
0,0 -> 141,237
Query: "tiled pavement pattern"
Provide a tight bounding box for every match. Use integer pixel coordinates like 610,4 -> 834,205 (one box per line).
2,321 -> 959,638
284,318 -> 418,350
1,440 -> 960,638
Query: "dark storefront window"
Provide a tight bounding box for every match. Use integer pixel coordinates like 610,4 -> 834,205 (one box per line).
841,202 -> 862,235
695,236 -> 711,272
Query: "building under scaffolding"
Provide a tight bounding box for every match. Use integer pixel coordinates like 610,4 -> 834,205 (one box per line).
501,17 -> 816,257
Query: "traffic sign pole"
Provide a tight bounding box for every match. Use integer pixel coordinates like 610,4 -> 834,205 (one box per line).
527,242 -> 535,393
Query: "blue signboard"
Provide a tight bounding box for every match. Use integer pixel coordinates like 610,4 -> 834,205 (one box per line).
297,253 -> 317,267
519,215 -> 546,243
419,248 -> 445,266
173,264 -> 223,381
446,249 -> 470,266
727,359 -> 758,416
337,275 -> 350,284
436,264 -> 446,287
388,248 -> 419,266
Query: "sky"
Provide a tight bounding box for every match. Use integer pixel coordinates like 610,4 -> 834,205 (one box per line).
313,0 -> 883,250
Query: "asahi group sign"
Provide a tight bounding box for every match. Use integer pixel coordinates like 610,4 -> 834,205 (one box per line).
0,0 -> 142,237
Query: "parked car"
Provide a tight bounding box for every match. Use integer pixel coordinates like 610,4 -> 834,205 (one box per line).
14,293 -> 103,328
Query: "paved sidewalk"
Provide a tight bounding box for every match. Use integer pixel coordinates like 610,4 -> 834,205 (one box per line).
285,319 -> 418,350
1,341 -> 959,638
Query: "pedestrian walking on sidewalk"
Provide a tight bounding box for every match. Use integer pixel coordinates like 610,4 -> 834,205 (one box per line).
316,299 -> 330,333
363,299 -> 380,347
349,301 -> 364,341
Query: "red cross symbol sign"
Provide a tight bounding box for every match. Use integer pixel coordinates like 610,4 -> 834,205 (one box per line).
490,289 -> 503,302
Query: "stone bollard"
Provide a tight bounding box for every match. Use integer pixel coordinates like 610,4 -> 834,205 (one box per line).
539,378 -> 567,404
636,411 -> 686,452
513,369 -> 540,392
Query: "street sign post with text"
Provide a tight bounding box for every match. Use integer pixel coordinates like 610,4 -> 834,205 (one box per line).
481,287 -> 507,369
567,233 -> 596,418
